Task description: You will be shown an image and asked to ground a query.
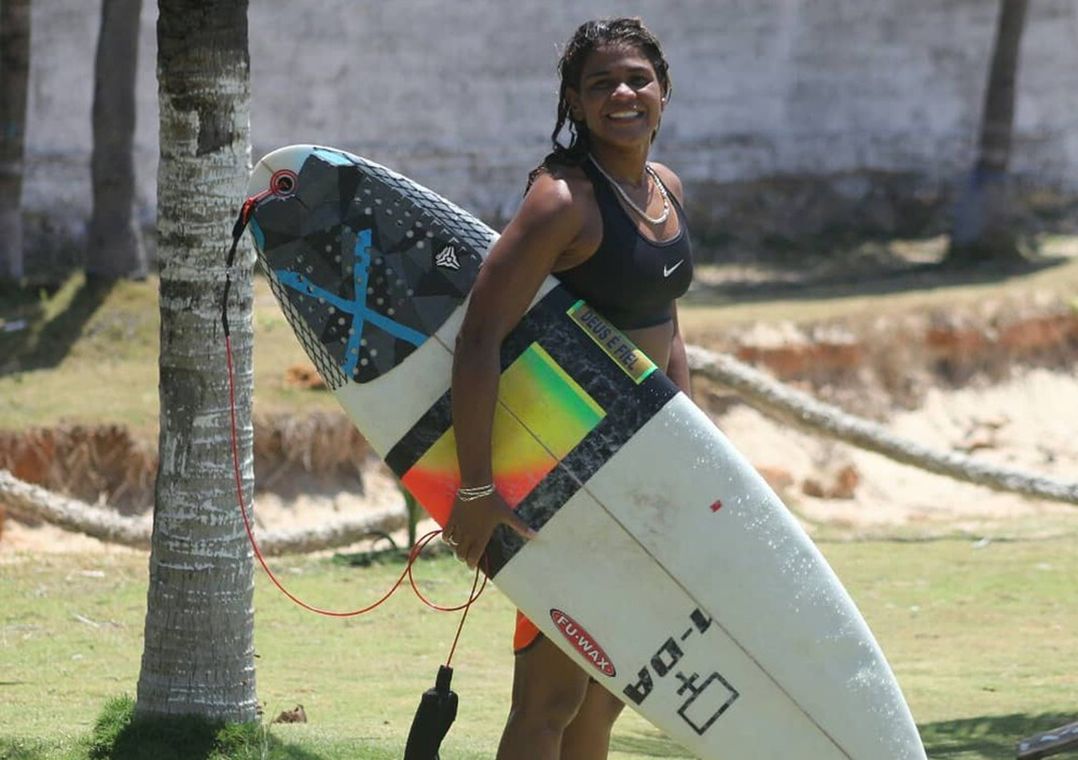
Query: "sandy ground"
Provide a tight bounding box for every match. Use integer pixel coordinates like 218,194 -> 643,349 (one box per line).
711,367 -> 1078,539
2,367 -> 1076,556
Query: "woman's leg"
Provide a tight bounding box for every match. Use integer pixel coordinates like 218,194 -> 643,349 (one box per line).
496,636 -> 592,760
560,679 -> 626,759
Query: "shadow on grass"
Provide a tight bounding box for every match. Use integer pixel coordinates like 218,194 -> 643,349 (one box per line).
690,252 -> 1072,307
921,712 -> 1078,759
0,275 -> 116,377
87,696 -> 327,760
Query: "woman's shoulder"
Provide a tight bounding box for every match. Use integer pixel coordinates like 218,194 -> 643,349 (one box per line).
530,162 -> 594,197
505,161 -> 602,264
520,163 -> 597,222
648,161 -> 685,205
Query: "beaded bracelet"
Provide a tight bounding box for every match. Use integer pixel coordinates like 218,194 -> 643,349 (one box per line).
457,483 -> 496,502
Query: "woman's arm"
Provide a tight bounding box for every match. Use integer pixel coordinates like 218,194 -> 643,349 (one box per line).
665,303 -> 693,399
446,172 -> 587,568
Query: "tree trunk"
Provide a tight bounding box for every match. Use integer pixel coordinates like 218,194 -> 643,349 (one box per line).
87,0 -> 147,280
0,0 -> 31,282
136,0 -> 256,722
949,0 -> 1030,264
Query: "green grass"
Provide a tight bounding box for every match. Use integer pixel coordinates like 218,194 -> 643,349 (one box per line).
0,273 -> 339,433
1,538 -> 1076,759
84,696 -> 288,760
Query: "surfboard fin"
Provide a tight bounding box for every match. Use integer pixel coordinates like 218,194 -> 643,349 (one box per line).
403,665 -> 458,760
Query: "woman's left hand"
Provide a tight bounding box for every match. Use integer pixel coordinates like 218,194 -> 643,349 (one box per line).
443,491 -> 536,570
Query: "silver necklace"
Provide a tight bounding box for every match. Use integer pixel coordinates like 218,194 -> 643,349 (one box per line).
588,154 -> 670,225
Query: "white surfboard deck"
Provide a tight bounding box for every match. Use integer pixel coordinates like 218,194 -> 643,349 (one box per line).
246,145 -> 927,759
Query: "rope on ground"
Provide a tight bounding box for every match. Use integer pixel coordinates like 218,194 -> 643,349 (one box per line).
5,349 -> 1074,549
0,469 -> 409,554
686,344 -> 1078,506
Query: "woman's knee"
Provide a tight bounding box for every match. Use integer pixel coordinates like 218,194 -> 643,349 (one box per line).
580,681 -> 626,724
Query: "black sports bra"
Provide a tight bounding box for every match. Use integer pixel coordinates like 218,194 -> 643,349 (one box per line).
554,158 -> 693,330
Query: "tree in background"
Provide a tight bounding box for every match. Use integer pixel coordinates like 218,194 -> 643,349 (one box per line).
136,0 -> 257,721
0,0 -> 31,282
949,0 -> 1030,265
87,0 -> 147,280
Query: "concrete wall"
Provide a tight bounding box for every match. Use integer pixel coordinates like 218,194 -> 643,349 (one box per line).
22,0 -> 1078,261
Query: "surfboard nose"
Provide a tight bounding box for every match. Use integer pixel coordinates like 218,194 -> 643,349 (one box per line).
247,144 -> 322,199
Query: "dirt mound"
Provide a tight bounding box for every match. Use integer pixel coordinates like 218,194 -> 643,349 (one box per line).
252,411 -> 371,498
696,297 -> 1078,415
0,425 -> 155,515
0,412 -> 372,514
701,366 -> 1078,539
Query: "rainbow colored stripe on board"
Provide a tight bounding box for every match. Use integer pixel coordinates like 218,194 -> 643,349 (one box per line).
401,343 -> 606,525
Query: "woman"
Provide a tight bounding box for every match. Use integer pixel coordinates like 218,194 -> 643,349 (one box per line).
443,18 -> 694,759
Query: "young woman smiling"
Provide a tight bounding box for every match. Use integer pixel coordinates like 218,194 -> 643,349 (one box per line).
442,18 -> 694,759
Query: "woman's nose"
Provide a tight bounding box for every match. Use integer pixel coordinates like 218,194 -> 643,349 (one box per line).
611,81 -> 634,98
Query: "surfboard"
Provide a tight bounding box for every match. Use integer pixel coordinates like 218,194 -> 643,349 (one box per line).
244,144 -> 927,759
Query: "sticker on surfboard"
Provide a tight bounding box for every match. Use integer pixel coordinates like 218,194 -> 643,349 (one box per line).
550,609 -> 617,677
567,300 -> 657,384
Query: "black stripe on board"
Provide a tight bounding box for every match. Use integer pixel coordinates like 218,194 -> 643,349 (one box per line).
482,289 -> 679,575
385,284 -> 680,577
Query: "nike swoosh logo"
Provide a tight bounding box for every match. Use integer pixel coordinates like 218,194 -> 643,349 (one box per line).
663,260 -> 684,278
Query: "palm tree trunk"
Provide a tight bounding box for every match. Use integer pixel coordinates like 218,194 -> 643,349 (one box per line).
136,0 -> 256,721
87,0 -> 147,280
0,0 -> 31,282
949,0 -> 1030,264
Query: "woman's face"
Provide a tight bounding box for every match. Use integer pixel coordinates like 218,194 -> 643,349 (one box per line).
567,43 -> 666,152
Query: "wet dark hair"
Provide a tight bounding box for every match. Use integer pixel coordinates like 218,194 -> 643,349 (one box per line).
526,17 -> 672,191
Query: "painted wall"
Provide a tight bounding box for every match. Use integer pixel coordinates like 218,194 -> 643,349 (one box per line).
22,0 -> 1078,259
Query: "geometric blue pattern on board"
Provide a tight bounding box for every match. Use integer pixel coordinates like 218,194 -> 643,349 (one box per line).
247,146 -> 489,386
274,228 -> 427,376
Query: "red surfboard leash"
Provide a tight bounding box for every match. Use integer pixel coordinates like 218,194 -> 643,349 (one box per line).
222,199 -> 486,669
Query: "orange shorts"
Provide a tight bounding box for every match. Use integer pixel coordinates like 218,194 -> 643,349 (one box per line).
513,610 -> 542,653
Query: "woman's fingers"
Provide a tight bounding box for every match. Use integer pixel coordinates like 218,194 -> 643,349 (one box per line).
444,493 -> 537,567
465,541 -> 485,570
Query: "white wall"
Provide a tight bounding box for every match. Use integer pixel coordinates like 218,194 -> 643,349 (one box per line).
22,0 -> 1078,251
